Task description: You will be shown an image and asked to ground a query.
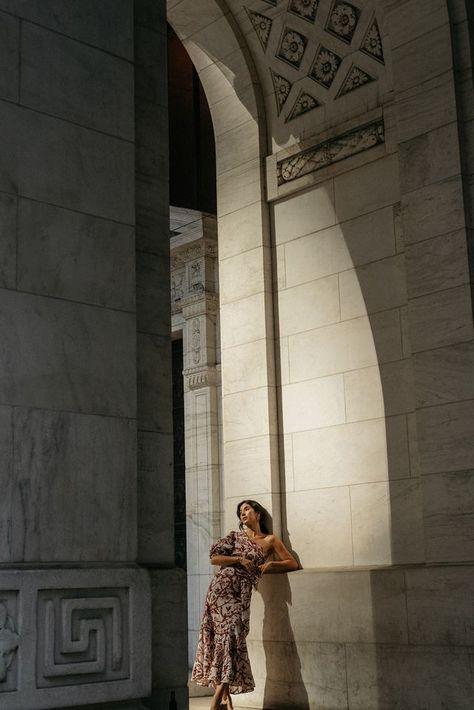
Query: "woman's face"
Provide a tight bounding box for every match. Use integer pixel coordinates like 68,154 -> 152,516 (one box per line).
239,502 -> 259,527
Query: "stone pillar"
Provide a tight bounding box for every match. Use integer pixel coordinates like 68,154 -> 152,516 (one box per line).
134,3 -> 188,709
0,1 -> 151,708
170,210 -> 221,669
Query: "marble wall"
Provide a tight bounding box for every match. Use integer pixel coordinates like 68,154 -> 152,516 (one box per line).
0,1 -> 186,709
170,0 -> 474,708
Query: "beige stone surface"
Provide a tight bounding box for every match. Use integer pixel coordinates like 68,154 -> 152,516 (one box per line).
333,154 -> 400,223
344,366 -> 384,422
339,254 -> 407,320
405,228 -> 470,299
292,418 -> 401,490
288,316 -> 379,382
409,284 -> 473,353
273,181 -> 336,245
224,387 -> 276,442
351,478 -> 424,565
406,566 -> 474,646
281,375 -> 345,433
224,435 -> 277,498
286,488 -> 353,567
278,275 -> 340,337
417,400 -> 474,475
219,246 -> 269,305
218,200 -> 269,260
221,339 -> 271,395
220,293 -> 268,349
423,470 -> 474,562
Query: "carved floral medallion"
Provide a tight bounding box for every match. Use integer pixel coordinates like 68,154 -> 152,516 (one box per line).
277,27 -> 308,68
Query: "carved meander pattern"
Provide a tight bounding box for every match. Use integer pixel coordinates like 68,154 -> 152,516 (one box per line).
37,589 -> 130,687
243,0 -> 385,123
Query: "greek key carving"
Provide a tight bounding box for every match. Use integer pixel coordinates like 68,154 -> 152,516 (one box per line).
37,589 -> 129,688
0,598 -> 19,691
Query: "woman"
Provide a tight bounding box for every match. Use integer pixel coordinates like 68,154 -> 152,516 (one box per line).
191,500 -> 298,709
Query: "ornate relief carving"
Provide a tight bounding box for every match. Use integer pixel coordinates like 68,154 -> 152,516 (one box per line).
277,118 -> 384,184
277,26 -> 308,69
286,89 -> 321,121
308,45 -> 342,88
361,16 -> 384,64
0,599 -> 19,691
336,63 -> 375,97
288,0 -> 319,23
271,69 -> 292,115
37,589 -> 129,687
191,318 -> 202,365
183,366 -> 219,391
262,0 -> 278,5
171,269 -> 185,304
245,7 -> 273,51
188,260 -> 204,294
326,0 -> 360,43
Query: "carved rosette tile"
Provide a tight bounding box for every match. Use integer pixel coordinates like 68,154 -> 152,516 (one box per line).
286,89 -> 321,121
288,0 -> 319,23
277,26 -> 308,69
277,118 -> 384,184
37,589 -> 130,687
326,0 -> 360,43
361,16 -> 384,63
0,597 -> 20,692
336,63 -> 375,97
245,7 -> 273,51
270,69 -> 292,114
309,45 -> 342,89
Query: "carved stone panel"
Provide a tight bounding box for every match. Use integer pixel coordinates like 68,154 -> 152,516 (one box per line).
0,568 -> 150,710
0,593 -> 19,693
37,588 -> 129,688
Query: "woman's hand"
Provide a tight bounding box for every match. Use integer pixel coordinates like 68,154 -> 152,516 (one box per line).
239,556 -> 255,572
258,560 -> 274,574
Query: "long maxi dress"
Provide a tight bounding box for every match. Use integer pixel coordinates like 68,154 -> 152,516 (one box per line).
191,530 -> 266,694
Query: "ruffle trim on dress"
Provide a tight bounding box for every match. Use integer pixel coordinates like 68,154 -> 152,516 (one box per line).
191,628 -> 255,694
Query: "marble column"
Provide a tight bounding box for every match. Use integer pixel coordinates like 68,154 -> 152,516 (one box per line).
0,1 -> 152,708
170,209 -> 221,671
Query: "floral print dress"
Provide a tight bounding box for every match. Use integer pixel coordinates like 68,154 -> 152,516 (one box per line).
191,530 -> 266,694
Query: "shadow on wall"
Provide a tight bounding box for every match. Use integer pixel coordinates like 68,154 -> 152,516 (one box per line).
259,575 -> 310,710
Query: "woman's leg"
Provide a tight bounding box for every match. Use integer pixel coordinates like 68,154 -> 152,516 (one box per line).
222,684 -> 234,709
210,682 -> 227,710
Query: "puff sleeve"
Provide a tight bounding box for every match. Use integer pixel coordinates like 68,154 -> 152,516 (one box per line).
209,530 -> 236,558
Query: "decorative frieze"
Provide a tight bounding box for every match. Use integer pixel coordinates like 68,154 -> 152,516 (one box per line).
276,118 -> 385,184
183,365 -> 219,391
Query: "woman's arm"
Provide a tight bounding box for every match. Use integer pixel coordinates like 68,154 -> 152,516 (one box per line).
260,535 -> 299,573
210,554 -> 251,568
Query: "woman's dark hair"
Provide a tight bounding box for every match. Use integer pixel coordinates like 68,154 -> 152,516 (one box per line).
236,499 -> 270,534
